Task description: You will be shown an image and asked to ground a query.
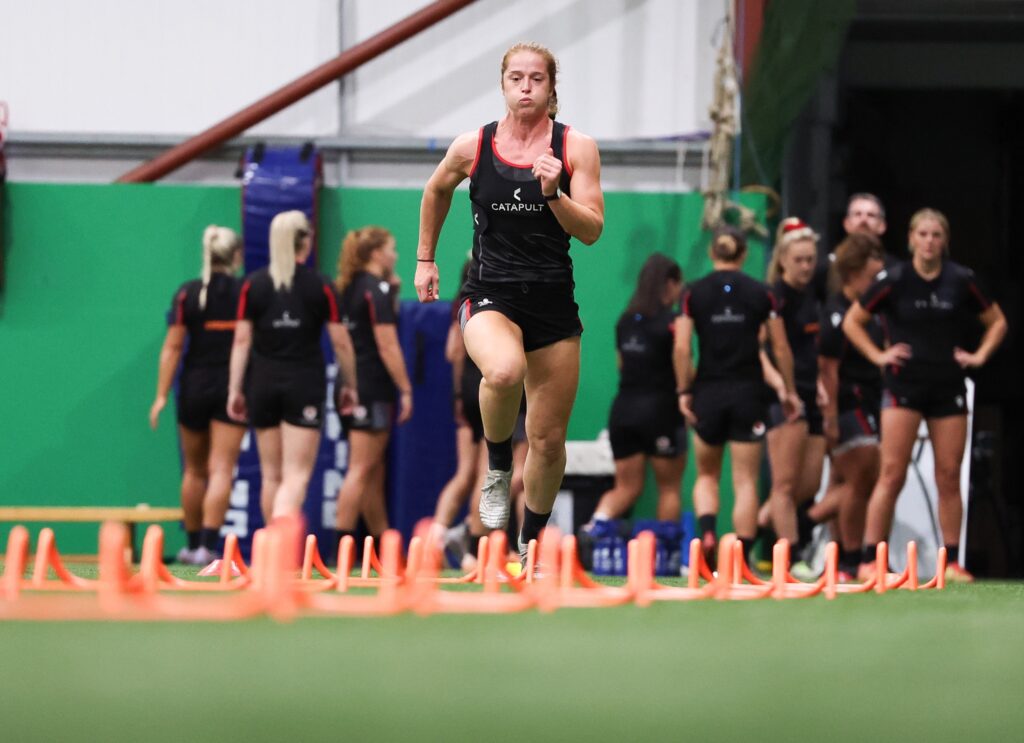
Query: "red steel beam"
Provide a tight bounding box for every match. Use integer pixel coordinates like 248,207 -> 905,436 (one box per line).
117,0 -> 477,183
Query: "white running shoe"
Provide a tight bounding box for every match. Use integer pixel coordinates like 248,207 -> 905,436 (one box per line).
192,546 -> 218,567
479,468 -> 512,529
176,547 -> 197,565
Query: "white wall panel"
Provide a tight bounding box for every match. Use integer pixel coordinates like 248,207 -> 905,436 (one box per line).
341,0 -> 727,140
0,0 -> 340,135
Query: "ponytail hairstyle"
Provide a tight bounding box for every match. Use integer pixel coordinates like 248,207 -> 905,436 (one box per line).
335,226 -> 394,293
199,225 -> 241,310
625,253 -> 683,318
710,225 -> 747,263
831,232 -> 884,292
268,210 -> 310,291
501,42 -> 559,119
767,216 -> 819,283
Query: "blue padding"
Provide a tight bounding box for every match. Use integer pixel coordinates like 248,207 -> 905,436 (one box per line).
386,300 -> 458,542
240,145 -> 321,272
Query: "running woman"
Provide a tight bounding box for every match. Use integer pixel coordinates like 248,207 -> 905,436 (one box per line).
817,232 -> 886,579
150,225 -> 246,564
228,210 -> 358,522
333,227 -> 413,549
589,253 -> 687,524
414,42 -> 604,560
843,208 -> 1007,582
675,227 -> 799,566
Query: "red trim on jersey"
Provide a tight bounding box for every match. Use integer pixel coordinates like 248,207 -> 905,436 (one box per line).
968,281 -> 991,310
173,289 -> 187,326
562,125 -> 573,178
469,127 -> 484,177
462,298 -> 472,323
767,290 -> 779,313
323,284 -> 340,323
854,407 -> 872,435
862,285 -> 891,313
236,281 -> 251,320
683,292 -> 692,317
491,137 -> 532,168
365,290 -> 377,325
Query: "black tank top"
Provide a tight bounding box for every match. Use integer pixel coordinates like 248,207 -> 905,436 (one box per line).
467,120 -> 573,284
168,273 -> 242,369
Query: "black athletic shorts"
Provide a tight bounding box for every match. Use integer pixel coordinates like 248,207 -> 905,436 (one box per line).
882,377 -> 968,419
768,386 -> 824,436
608,394 -> 687,459
248,361 -> 325,429
833,404 -> 880,455
458,280 -> 582,353
342,400 -> 394,433
177,366 -> 245,431
691,380 -> 767,446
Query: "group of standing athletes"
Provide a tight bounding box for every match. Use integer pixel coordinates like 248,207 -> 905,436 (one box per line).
152,213 -> 414,565
152,43 -> 1006,583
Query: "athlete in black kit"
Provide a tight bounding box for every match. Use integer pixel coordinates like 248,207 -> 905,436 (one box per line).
844,208 -> 1007,582
675,227 -> 799,566
332,226 -> 413,549
817,233 -> 886,580
228,210 -> 357,523
762,217 -> 826,552
589,254 -> 686,524
150,225 -> 246,564
414,42 -> 604,561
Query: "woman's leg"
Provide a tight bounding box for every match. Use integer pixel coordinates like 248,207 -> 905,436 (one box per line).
270,422 -> 321,519
591,454 -> 646,520
730,441 -> 764,541
834,443 -> 880,557
521,338 -> 581,515
650,454 -> 686,522
926,414 -> 969,562
254,426 -> 282,525
433,425 -> 479,526
765,420 -> 810,542
862,408 -> 922,547
177,426 -> 210,536
691,434 -> 724,564
796,435 -> 828,505
335,430 -> 388,531
203,421 -> 246,531
360,431 -> 393,537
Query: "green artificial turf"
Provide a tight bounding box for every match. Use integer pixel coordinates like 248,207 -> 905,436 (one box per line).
1,567 -> 1022,743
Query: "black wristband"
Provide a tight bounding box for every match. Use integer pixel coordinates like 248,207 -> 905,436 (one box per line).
417,258 -> 434,262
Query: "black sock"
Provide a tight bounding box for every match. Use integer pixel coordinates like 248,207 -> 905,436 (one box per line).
697,514 -> 717,538
736,535 -> 756,564
796,502 -> 815,550
467,531 -> 486,558
200,527 -> 220,551
839,547 -> 861,572
945,544 -> 961,564
519,505 -> 551,550
862,544 -> 878,565
186,530 -> 200,550
485,436 -> 513,472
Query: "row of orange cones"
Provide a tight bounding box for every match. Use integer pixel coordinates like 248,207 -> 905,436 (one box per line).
0,519 -> 946,621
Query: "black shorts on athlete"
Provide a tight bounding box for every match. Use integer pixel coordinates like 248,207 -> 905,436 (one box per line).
177,366 -> 245,431
692,380 -> 767,447
342,400 -> 394,433
248,361 -> 325,429
834,404 -> 880,454
458,280 -> 582,353
608,395 -> 687,460
882,377 -> 968,419
768,386 -> 824,436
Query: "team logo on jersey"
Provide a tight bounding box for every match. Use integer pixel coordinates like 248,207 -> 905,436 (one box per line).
492,186 -> 544,213
831,312 -> 843,328
955,395 -> 965,409
302,406 -> 319,422
655,436 -> 673,454
379,281 -> 390,294
620,335 -> 646,353
752,421 -> 766,437
711,306 -> 746,324
513,187 -> 522,202
272,311 -> 301,329
875,269 -> 888,281
915,292 -> 953,310
478,298 -> 493,307
353,405 -> 368,420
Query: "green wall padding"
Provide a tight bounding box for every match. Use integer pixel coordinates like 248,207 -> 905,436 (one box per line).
0,183 -> 764,550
